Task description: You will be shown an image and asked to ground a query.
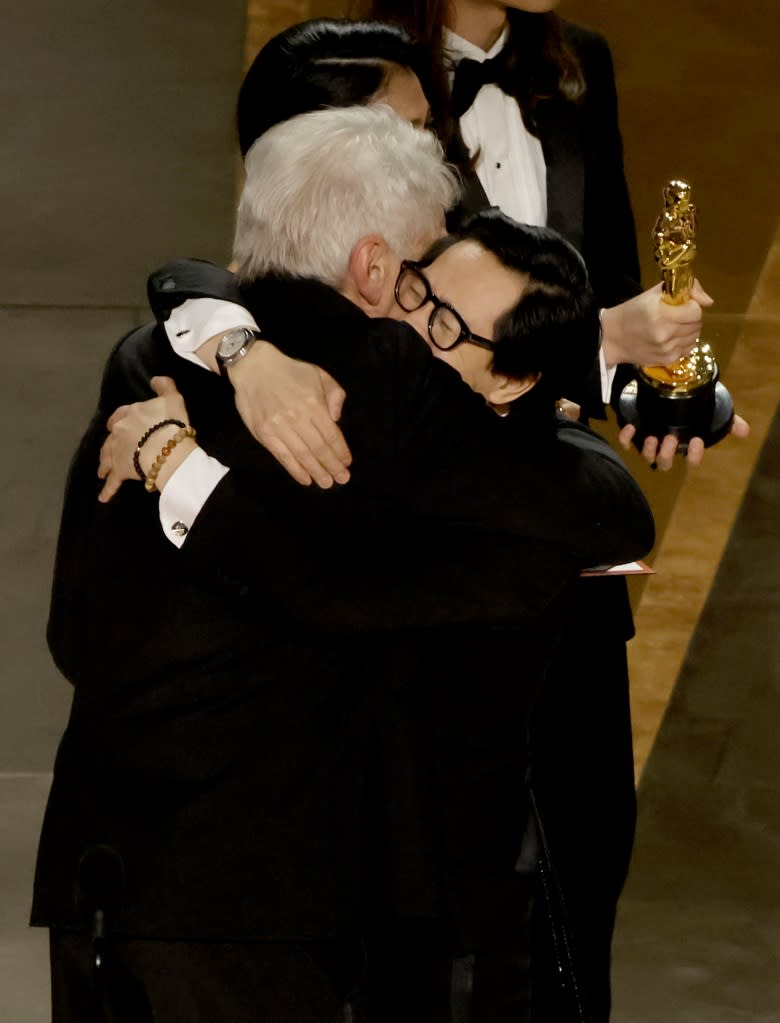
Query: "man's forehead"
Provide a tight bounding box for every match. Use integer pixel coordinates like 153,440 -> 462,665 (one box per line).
422,238 -> 526,299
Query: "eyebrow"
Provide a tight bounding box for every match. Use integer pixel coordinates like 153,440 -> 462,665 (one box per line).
419,265 -> 459,314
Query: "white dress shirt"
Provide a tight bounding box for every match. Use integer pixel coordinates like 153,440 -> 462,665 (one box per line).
444,27 -> 615,401
443,27 -> 547,228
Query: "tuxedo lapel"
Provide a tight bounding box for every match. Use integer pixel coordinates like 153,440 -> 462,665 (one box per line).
534,101 -> 585,254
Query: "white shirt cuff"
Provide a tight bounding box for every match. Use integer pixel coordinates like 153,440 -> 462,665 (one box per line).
599,345 -> 618,405
158,447 -> 230,548
165,298 -> 259,371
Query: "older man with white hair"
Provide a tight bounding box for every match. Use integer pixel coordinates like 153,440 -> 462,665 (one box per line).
35,106 -> 652,1023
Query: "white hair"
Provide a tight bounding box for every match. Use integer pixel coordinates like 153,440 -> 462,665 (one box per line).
232,105 -> 461,287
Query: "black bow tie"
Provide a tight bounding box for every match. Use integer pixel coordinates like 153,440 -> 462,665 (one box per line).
450,50 -> 515,119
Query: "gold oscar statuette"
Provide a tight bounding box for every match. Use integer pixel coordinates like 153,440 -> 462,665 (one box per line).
617,179 -> 734,452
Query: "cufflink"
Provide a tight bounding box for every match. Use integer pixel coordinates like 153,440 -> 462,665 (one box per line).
171,521 -> 188,537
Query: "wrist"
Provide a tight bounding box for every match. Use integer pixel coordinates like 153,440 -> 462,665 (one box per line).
140,425 -> 198,493
138,424 -> 184,477
226,336 -> 270,388
196,336 -> 221,374
599,305 -> 624,367
153,438 -> 199,492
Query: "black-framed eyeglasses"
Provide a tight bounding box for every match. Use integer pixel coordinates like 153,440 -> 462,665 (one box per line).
394,261 -> 497,352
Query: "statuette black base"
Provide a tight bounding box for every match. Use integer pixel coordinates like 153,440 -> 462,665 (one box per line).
617,377 -> 734,455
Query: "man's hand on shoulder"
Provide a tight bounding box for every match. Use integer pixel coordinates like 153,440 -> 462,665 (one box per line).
228,341 -> 352,489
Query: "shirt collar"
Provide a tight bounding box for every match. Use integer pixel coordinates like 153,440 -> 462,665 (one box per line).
443,24 -> 509,65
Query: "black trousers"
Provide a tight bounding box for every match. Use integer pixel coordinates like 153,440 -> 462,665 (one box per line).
50,925 -> 462,1023
51,922 -> 546,1023
50,930 -> 360,1023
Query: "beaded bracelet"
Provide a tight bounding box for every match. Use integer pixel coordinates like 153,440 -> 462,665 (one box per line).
144,426 -> 197,493
133,418 -> 186,481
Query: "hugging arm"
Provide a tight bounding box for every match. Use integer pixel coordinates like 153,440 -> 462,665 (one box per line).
100,328 -> 654,633
148,260 -> 352,488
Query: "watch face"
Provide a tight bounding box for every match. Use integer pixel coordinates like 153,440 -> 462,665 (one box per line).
218,328 -> 250,360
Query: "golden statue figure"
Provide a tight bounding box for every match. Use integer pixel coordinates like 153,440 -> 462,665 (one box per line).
639,179 -> 716,392
617,178 -> 734,451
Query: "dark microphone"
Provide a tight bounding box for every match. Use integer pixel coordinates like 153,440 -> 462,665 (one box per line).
75,845 -> 153,1023
76,845 -> 125,970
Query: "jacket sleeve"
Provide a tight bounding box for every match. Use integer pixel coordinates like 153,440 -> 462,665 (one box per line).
563,24 -> 643,417
574,25 -> 642,310
170,337 -> 654,633
147,259 -> 243,320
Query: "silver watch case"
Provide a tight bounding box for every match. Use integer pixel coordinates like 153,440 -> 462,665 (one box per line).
216,327 -> 260,374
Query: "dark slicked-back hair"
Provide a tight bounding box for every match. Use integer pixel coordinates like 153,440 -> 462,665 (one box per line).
425,209 -> 599,400
237,18 -> 429,157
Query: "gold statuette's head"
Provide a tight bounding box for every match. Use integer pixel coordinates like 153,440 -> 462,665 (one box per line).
663,179 -> 692,212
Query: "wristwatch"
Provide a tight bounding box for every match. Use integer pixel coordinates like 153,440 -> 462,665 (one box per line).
215,327 -> 263,377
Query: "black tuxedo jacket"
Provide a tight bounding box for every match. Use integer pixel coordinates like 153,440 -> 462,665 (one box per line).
34,273 -> 652,945
454,20 -> 642,415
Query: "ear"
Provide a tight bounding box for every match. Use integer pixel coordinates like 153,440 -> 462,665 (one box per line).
347,235 -> 394,312
486,372 -> 539,409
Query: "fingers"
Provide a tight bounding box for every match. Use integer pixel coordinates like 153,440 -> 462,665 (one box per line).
655,433 -> 679,471
238,394 -> 353,489
260,435 -> 314,487
650,331 -> 700,365
617,423 -> 636,451
731,414 -> 750,438
106,404 -> 130,431
685,436 -> 705,467
321,370 -> 347,423
97,438 -> 112,480
624,410 -> 742,471
318,371 -> 352,478
690,279 -> 714,307
645,306 -> 700,364
98,473 -> 123,504
262,418 -> 351,489
150,375 -> 179,396
314,421 -> 352,485
639,433 -> 678,470
641,434 -> 659,464
660,298 -> 703,329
